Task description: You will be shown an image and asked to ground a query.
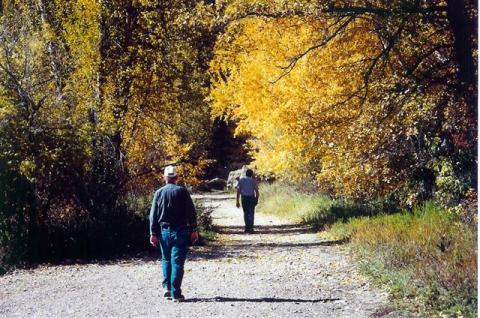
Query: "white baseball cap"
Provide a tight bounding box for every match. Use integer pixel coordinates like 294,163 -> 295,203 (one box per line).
164,165 -> 177,177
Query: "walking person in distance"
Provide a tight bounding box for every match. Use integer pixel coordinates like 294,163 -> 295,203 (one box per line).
236,168 -> 260,233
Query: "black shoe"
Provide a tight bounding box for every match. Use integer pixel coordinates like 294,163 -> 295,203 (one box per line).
163,290 -> 171,298
172,295 -> 185,302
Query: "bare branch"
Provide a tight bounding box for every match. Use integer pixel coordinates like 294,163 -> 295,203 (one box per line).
0,61 -> 35,108
270,16 -> 354,84
324,4 -> 447,17
115,159 -> 199,193
404,44 -> 453,77
221,2 -> 448,29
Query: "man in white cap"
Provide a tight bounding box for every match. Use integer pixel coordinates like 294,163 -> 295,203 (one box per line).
149,165 -> 199,302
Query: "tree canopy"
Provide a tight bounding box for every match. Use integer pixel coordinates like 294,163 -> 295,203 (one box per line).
210,0 -> 477,202
0,0 -> 218,262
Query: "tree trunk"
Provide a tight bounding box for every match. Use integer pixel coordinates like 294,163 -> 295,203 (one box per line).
446,0 -> 477,189
446,0 -> 476,86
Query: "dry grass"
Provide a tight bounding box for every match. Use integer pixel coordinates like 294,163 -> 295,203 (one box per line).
257,183 -> 372,228
327,203 -> 477,317
258,183 -> 477,316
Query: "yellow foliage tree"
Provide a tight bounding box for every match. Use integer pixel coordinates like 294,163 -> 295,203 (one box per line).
210,1 -> 476,200
97,0 -> 217,190
0,0 -> 218,262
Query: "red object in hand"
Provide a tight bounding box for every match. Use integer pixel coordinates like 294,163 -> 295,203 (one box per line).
150,234 -> 159,247
190,231 -> 199,244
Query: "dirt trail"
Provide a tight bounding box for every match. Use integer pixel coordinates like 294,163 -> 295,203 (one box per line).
0,193 -> 393,317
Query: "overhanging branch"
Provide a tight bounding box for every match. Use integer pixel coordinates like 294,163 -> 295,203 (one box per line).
270,16 -> 354,84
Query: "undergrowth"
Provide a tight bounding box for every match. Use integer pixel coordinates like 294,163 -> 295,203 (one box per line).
257,183 -> 374,228
193,198 -> 217,242
258,182 -> 477,317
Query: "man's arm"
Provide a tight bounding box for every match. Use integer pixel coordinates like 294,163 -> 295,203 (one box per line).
184,189 -> 199,244
236,187 -> 241,208
185,189 -> 197,231
149,191 -> 159,237
254,188 -> 260,201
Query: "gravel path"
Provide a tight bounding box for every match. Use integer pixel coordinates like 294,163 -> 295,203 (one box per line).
0,193 -> 394,317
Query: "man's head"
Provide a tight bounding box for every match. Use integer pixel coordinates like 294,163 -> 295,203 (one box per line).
245,169 -> 254,178
164,165 -> 177,183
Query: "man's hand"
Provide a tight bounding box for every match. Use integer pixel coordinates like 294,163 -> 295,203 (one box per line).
190,231 -> 199,244
150,234 -> 159,247
236,201 -> 240,208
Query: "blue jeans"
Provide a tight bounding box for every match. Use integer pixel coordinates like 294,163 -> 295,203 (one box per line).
241,196 -> 256,230
159,227 -> 188,298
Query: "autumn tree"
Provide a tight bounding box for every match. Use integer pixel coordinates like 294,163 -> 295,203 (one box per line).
210,0 -> 477,203
0,0 -> 102,261
0,0 -> 219,263
97,0 -> 218,192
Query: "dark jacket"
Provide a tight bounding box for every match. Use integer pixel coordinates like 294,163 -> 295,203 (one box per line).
149,183 -> 197,235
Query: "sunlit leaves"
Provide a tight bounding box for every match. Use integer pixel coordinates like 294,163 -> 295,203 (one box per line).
210,2 -> 475,200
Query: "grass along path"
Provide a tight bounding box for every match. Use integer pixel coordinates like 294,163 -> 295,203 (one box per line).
0,193 -> 397,317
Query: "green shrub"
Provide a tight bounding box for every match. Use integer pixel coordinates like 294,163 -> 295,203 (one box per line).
125,192 -> 152,219
192,198 -> 216,243
433,157 -> 471,206
193,198 -> 215,232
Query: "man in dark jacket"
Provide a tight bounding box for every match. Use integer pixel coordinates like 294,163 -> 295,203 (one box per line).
149,165 -> 198,302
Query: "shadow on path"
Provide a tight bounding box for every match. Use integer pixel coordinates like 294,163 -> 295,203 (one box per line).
222,240 -> 347,249
215,224 -> 314,235
40,224 -> 345,267
184,296 -> 341,303
185,224 -> 347,262
192,192 -> 234,201
187,239 -> 346,262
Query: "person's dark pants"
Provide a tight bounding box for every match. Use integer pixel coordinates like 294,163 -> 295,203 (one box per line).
159,226 -> 188,298
241,195 -> 256,231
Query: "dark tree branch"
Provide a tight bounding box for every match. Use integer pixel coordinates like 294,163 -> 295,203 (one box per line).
324,4 -> 447,16
115,159 -> 198,193
270,16 -> 354,84
404,43 -> 453,76
446,0 -> 476,89
225,3 -> 448,25
317,16 -> 409,115
0,60 -> 36,109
